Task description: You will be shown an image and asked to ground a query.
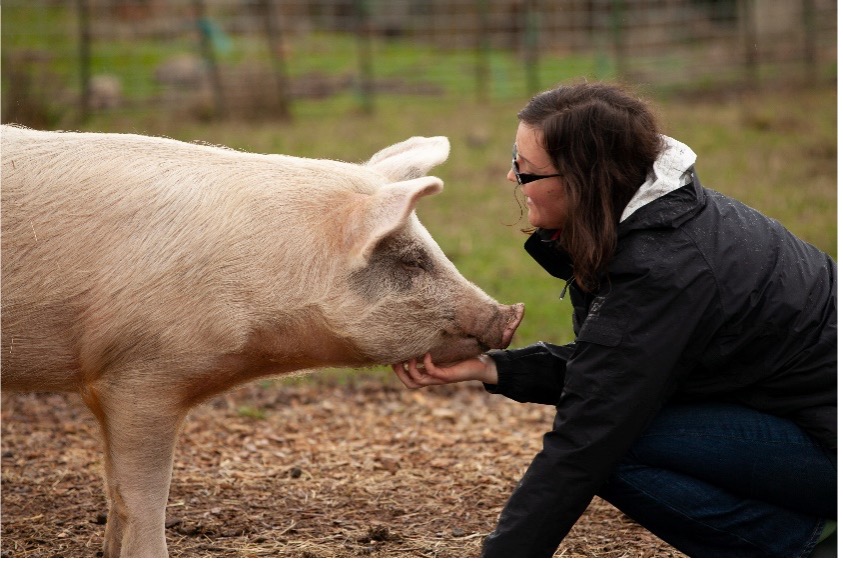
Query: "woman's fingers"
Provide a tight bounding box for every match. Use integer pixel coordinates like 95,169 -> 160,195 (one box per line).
392,353 -> 494,389
391,361 -> 418,389
391,356 -> 451,389
422,352 -> 443,378
407,356 -> 444,385
391,358 -> 429,389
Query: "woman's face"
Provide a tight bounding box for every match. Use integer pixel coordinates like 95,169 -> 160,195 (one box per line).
508,123 -> 567,230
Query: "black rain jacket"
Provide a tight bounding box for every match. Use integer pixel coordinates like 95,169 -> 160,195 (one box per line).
482,171 -> 837,557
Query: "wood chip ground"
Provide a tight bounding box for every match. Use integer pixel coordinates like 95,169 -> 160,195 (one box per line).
1,375 -> 683,557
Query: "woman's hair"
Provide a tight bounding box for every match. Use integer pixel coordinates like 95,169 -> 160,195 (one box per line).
517,82 -> 664,291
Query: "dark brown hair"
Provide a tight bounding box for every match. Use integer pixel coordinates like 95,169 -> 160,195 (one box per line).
517,82 -> 664,292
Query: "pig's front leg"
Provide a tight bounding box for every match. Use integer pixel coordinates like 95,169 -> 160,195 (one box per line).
83,376 -> 187,558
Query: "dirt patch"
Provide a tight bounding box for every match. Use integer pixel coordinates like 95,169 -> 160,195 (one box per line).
1,375 -> 683,557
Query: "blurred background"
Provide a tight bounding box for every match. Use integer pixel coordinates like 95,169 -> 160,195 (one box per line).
2,0 -> 837,125
1,0 -> 838,354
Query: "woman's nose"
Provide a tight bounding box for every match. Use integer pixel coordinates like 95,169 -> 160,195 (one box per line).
506,168 -> 517,183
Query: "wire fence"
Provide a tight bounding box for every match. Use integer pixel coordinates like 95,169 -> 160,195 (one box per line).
2,0 -> 837,126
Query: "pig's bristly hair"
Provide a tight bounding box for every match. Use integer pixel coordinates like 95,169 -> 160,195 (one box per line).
2,126 -> 526,558
6,129 -> 367,345
2,127 -> 465,374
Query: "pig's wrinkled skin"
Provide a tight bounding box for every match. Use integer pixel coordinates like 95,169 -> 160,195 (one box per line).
1,125 -> 524,557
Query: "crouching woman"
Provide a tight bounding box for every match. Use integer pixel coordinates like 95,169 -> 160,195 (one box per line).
394,82 -> 837,557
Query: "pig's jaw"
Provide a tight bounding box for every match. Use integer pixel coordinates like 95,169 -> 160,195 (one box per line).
423,332 -> 498,365
424,341 -> 486,365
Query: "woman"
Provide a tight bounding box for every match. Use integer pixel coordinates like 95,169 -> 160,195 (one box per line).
392,82 -> 836,557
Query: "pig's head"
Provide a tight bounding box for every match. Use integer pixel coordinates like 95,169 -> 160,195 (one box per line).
321,137 -> 524,366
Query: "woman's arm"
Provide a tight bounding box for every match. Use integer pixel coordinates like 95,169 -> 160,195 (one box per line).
392,353 -> 499,387
392,341 -> 574,405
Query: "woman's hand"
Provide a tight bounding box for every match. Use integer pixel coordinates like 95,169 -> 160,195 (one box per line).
391,353 -> 498,389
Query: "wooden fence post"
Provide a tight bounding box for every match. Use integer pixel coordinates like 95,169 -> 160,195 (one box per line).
76,0 -> 91,123
740,0 -> 759,88
262,0 -> 292,120
610,0 -> 626,81
475,0 -> 490,103
355,0 -> 375,114
802,0 -> 817,85
524,0 -> 540,95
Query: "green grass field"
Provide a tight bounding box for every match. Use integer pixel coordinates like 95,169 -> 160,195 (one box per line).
3,5 -> 836,374
74,84 -> 837,369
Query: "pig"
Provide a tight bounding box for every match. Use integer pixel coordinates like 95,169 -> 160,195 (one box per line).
0,125 -> 524,557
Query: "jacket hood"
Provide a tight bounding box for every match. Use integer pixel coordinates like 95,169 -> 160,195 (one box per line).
620,135 -> 697,223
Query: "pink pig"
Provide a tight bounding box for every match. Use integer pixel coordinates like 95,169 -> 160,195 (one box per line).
1,126 -> 523,557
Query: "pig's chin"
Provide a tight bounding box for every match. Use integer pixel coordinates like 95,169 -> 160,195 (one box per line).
424,337 -> 489,366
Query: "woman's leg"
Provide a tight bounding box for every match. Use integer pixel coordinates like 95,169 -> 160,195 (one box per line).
598,402 -> 836,557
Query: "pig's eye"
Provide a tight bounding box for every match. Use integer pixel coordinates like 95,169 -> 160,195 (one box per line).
400,257 -> 426,274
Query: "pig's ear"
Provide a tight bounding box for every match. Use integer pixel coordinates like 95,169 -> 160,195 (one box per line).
366,136 -> 450,182
347,176 -> 443,267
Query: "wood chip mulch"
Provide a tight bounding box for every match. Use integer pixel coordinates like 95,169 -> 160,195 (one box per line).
1,374 -> 683,557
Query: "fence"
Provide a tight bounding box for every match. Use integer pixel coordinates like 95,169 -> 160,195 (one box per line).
2,0 -> 837,126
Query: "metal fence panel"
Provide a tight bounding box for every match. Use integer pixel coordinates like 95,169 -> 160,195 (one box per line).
2,0 -> 837,125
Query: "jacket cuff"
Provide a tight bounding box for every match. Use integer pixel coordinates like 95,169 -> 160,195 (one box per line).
482,342 -> 572,405
482,348 -> 523,396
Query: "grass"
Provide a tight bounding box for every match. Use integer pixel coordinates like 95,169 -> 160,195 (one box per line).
3,6 -> 835,378
74,83 -> 837,372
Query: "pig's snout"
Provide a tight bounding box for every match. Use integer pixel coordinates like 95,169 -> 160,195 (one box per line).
474,302 -> 524,351
428,302 -> 524,365
498,302 -> 524,349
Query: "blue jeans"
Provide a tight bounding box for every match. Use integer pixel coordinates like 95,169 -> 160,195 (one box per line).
598,402 -> 837,557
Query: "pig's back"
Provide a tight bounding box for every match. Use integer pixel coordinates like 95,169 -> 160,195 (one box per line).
0,127 -> 366,391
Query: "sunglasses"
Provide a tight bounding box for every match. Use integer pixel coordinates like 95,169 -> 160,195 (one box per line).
512,144 -> 562,185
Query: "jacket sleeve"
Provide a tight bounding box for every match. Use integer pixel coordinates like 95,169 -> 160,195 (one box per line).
483,342 -> 575,405
482,243 -> 721,557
